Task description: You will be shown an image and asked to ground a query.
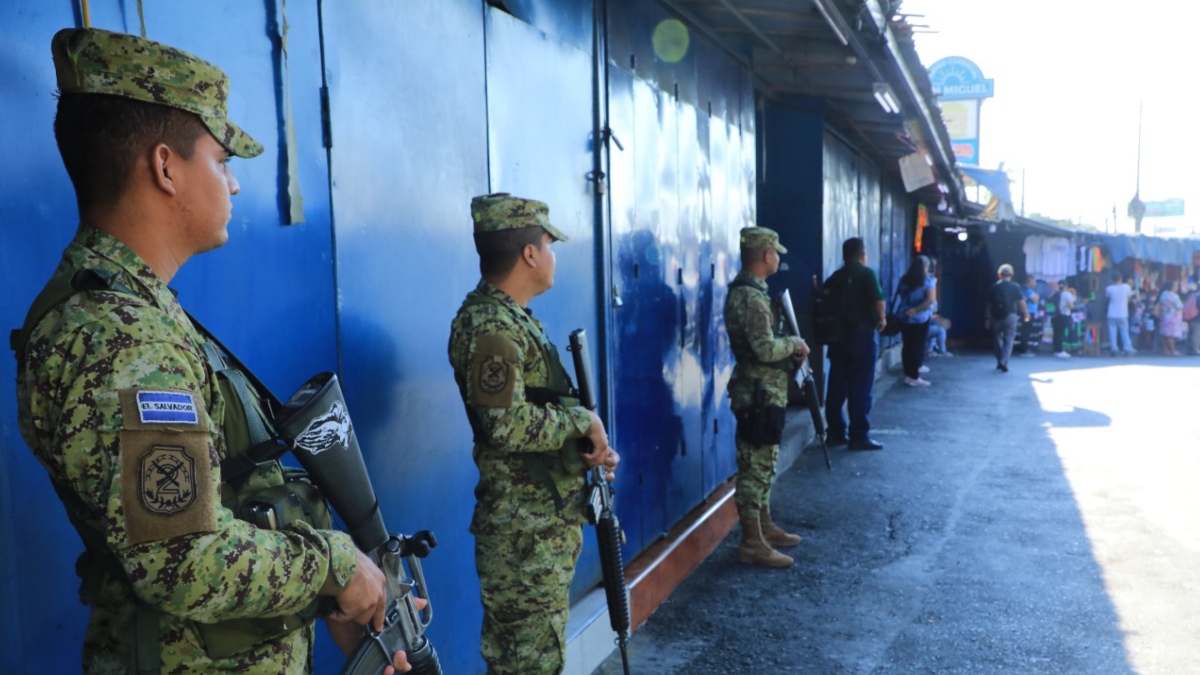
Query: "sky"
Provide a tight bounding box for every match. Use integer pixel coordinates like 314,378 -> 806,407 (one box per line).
901,0 -> 1200,235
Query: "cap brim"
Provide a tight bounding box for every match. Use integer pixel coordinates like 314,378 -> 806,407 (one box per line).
774,242 -> 788,254
203,116 -> 263,159
544,222 -> 569,243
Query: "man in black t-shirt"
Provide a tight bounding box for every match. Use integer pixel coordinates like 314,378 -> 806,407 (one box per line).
984,264 -> 1030,372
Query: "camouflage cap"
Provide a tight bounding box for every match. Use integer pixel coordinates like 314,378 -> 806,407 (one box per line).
51,27 -> 263,158
740,226 -> 787,254
470,193 -> 568,242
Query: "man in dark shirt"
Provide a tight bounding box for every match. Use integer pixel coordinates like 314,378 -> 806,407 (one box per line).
985,264 -> 1030,372
825,237 -> 886,451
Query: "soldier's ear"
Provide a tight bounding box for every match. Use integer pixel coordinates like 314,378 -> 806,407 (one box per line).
521,242 -> 539,268
150,143 -> 178,196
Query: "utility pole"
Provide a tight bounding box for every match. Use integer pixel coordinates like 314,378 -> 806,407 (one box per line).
1128,102 -> 1146,233
1020,169 -> 1025,218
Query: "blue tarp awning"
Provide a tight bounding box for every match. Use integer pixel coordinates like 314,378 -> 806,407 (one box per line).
1098,233 -> 1200,266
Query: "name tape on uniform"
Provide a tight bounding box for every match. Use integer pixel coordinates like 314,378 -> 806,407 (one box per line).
136,391 -> 199,425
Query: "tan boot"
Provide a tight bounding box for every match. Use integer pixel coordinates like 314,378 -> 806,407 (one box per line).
737,515 -> 793,568
760,506 -> 801,548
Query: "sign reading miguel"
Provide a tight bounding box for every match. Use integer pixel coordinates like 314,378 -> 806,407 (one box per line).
928,57 -> 994,166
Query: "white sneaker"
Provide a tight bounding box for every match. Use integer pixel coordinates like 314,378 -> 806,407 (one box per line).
904,377 -> 932,387
1054,351 -> 1071,359
918,365 -> 930,373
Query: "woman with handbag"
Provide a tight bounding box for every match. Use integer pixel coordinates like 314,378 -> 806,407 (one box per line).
895,255 -> 937,386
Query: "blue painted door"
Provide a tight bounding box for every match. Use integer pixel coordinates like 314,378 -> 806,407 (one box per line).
319,1 -> 490,672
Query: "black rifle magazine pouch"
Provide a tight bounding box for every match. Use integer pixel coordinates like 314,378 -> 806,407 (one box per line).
734,405 -> 786,446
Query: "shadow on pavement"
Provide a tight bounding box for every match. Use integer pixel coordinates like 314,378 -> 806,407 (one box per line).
594,350 -> 1136,674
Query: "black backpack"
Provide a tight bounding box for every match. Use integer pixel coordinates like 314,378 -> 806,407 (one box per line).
989,281 -> 1014,319
813,268 -> 854,344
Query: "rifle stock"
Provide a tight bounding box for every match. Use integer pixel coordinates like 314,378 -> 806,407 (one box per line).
567,330 -> 631,675
276,372 -> 442,675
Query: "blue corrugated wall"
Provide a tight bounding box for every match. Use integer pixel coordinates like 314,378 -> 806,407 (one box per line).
0,1 -> 760,672
1,1 -> 915,671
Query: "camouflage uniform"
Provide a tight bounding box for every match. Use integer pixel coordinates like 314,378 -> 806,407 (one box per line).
725,228 -> 803,517
14,29 -> 355,673
447,194 -> 593,675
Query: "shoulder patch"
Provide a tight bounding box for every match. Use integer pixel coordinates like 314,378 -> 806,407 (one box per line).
119,428 -> 217,544
119,388 -> 209,431
139,445 -> 197,514
747,301 -> 772,335
470,333 -> 521,408
135,390 -> 199,424
118,387 -> 217,544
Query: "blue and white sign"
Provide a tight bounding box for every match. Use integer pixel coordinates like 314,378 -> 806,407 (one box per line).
928,57 -> 994,101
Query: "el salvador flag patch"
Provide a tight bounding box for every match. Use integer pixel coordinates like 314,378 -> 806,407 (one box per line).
136,391 -> 199,425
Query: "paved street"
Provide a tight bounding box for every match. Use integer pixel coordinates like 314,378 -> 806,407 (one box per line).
595,350 -> 1200,674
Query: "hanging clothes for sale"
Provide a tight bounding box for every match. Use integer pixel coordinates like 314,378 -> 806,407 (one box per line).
1023,235 -> 1075,281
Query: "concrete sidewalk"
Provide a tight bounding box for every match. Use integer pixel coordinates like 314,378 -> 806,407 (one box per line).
591,349 -> 1200,673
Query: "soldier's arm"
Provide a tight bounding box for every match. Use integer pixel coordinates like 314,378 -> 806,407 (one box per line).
744,293 -> 801,362
59,330 -> 358,623
464,331 -> 592,454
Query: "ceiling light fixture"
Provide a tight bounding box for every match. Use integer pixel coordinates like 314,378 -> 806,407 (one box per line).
873,82 -> 901,114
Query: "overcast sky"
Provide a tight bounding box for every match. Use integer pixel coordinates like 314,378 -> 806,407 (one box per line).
902,0 -> 1200,235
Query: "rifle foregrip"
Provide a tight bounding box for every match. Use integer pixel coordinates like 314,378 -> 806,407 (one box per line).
597,515 -> 631,634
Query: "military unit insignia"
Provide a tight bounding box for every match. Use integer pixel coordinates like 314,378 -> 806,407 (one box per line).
140,445 -> 196,515
479,355 -> 508,394
294,400 -> 352,456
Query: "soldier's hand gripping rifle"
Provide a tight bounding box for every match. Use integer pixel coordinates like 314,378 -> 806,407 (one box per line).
777,290 -> 832,471
276,372 -> 442,675
567,329 -> 632,675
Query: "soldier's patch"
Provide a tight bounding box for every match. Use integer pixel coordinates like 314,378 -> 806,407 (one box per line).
135,390 -> 198,424
479,356 -> 508,394
139,445 -> 196,514
470,333 -> 520,408
118,388 -> 209,431
749,303 -> 772,335
120,429 -> 217,545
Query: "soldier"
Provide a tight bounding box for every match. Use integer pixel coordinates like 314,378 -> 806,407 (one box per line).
14,28 -> 412,673
725,227 -> 809,568
448,193 -> 620,674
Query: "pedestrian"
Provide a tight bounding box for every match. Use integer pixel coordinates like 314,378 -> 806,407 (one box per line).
1019,275 -> 1041,355
1104,273 -> 1137,356
824,237 -> 886,450
1051,281 -> 1075,358
926,309 -> 952,357
1156,279 -> 1185,356
13,28 -> 410,673
448,193 -> 620,675
724,227 -> 809,568
895,255 -> 936,386
985,263 -> 1029,371
1183,282 -> 1200,355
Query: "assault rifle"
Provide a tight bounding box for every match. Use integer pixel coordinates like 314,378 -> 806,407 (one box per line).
567,329 -> 631,675
277,372 -> 442,675
777,290 -> 832,471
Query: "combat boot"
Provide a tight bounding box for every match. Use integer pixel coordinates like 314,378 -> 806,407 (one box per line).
737,515 -> 793,568
759,506 -> 801,548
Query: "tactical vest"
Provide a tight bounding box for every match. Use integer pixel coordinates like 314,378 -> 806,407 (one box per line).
727,278 -> 792,372
11,269 -> 333,672
458,292 -> 588,510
